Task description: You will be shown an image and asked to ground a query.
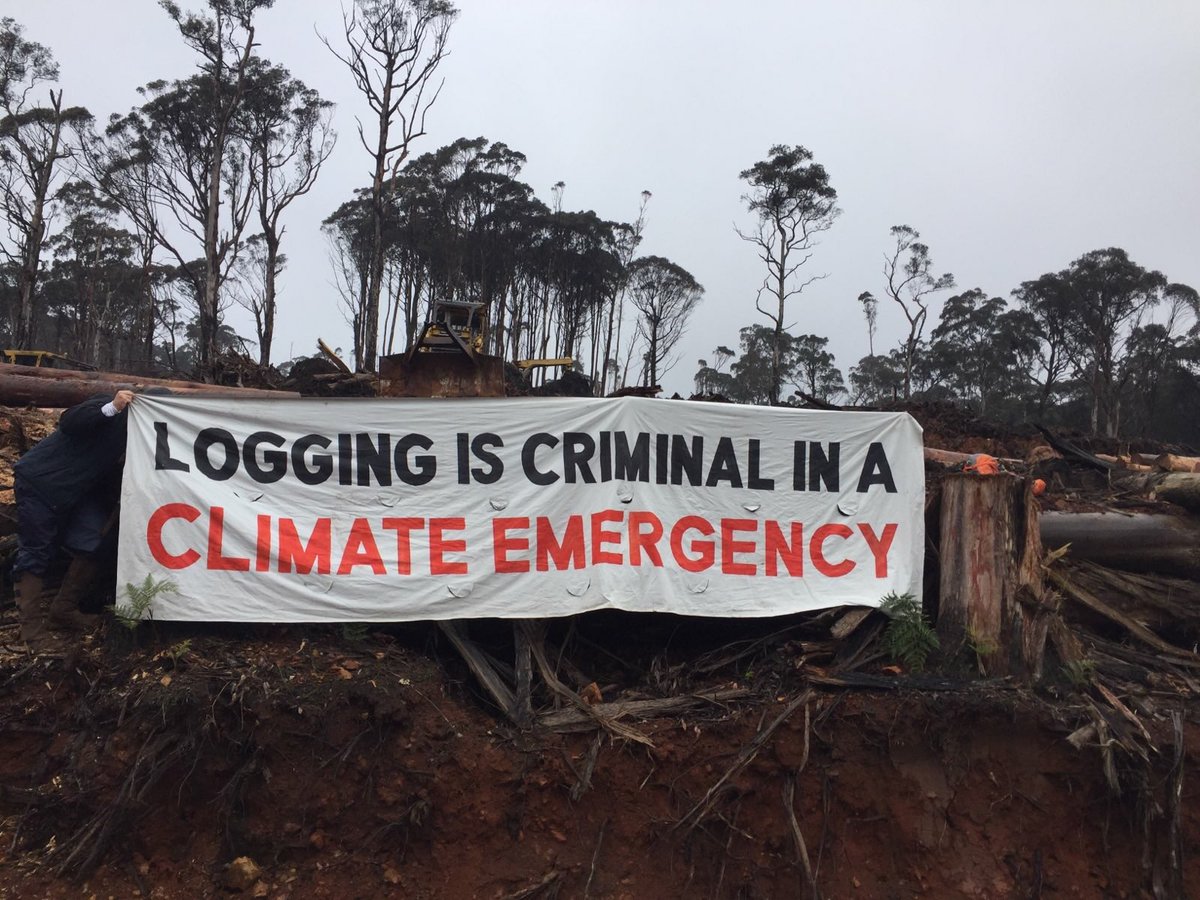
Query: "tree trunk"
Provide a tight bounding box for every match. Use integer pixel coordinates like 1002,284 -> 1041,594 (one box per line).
1040,511 -> 1200,579
1114,472 -> 1200,513
1153,454 -> 1200,474
0,363 -> 296,405
938,473 -> 1049,679
15,97 -> 63,350
260,236 -> 279,367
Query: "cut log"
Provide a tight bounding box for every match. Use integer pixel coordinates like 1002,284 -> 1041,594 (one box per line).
1150,474 -> 1200,512
1040,511 -> 1200,580
938,472 -> 1049,679
1154,453 -> 1200,473
1115,472 -> 1200,514
922,447 -> 1024,469
0,362 -> 294,406
1093,453 -> 1153,471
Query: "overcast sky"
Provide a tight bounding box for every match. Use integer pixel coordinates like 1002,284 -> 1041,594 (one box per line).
8,0 -> 1200,393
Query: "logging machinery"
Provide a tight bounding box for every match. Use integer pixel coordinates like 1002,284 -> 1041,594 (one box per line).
378,299 -> 506,398
2,349 -> 96,371
376,298 -> 573,398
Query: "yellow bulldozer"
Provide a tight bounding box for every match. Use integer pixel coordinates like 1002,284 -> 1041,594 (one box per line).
375,299 -> 572,398
377,299 -> 505,398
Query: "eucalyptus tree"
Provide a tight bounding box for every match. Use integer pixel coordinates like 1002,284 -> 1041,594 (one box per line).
1011,271 -> 1077,417
42,180 -> 142,367
789,333 -> 845,403
538,209 -> 625,373
1015,249 -> 1196,436
876,224 -> 955,399
848,352 -> 905,405
0,18 -> 91,347
105,0 -> 274,377
81,110 -> 162,368
737,144 -> 839,404
324,0 -> 458,372
927,288 -> 1039,418
599,191 -> 649,395
726,325 -> 786,405
626,255 -> 702,388
323,191 -> 373,352
1056,249 -> 1179,437
857,290 -> 878,356
239,60 -> 335,365
693,345 -> 736,397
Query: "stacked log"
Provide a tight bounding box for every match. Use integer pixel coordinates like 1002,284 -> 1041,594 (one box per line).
0,362 -> 296,406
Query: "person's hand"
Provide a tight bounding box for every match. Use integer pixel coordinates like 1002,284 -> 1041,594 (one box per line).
112,390 -> 135,412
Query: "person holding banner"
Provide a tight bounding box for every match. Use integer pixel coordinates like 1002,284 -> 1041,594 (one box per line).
11,388 -> 148,653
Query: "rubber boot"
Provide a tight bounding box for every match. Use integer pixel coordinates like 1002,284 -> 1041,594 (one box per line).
47,556 -> 101,633
14,572 -> 58,653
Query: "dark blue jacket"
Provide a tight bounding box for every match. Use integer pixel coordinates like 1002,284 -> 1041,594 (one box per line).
14,395 -> 129,512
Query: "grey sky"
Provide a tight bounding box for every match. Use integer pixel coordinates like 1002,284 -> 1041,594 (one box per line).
7,0 -> 1200,393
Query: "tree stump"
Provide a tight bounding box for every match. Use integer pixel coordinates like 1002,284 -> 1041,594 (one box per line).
938,473 -> 1049,679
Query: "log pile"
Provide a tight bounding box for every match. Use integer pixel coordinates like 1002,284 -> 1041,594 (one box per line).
0,362 -> 297,406
926,434 -> 1200,685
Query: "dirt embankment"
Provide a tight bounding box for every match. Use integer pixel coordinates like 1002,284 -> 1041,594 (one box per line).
0,619 -> 1195,899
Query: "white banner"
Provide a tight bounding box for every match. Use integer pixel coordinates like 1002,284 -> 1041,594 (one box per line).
117,397 -> 925,622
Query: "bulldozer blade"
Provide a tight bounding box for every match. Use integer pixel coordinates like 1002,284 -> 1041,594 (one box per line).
378,352 -> 506,398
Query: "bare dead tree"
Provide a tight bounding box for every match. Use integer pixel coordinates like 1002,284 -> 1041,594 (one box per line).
322,0 -> 457,372
737,144 -> 839,404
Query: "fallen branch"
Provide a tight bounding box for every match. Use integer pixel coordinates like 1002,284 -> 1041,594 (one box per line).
1047,569 -> 1200,666
782,703 -> 819,899
539,688 -> 752,733
675,690 -> 812,833
522,622 -> 654,747
784,775 -> 820,900
1116,472 -> 1200,514
1153,453 -> 1200,474
498,869 -> 564,900
1036,425 -> 1113,471
570,731 -> 605,802
437,621 -> 516,717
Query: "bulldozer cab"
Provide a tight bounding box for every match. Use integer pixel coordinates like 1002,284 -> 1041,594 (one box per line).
410,299 -> 487,358
378,299 -> 506,398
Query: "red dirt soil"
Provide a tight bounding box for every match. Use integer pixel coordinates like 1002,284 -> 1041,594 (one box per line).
0,622 -> 1195,899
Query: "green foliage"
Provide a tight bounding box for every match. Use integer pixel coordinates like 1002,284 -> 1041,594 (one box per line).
113,574 -> 177,631
695,325 -> 844,406
1063,658 -> 1096,688
166,639 -> 192,667
965,628 -> 998,659
340,622 -> 369,642
965,627 -> 1000,675
880,592 -> 939,673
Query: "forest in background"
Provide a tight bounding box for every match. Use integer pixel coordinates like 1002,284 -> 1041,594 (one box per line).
1,1 -> 1196,443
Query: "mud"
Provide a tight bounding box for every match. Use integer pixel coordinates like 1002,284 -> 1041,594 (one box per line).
0,620 -> 1195,899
